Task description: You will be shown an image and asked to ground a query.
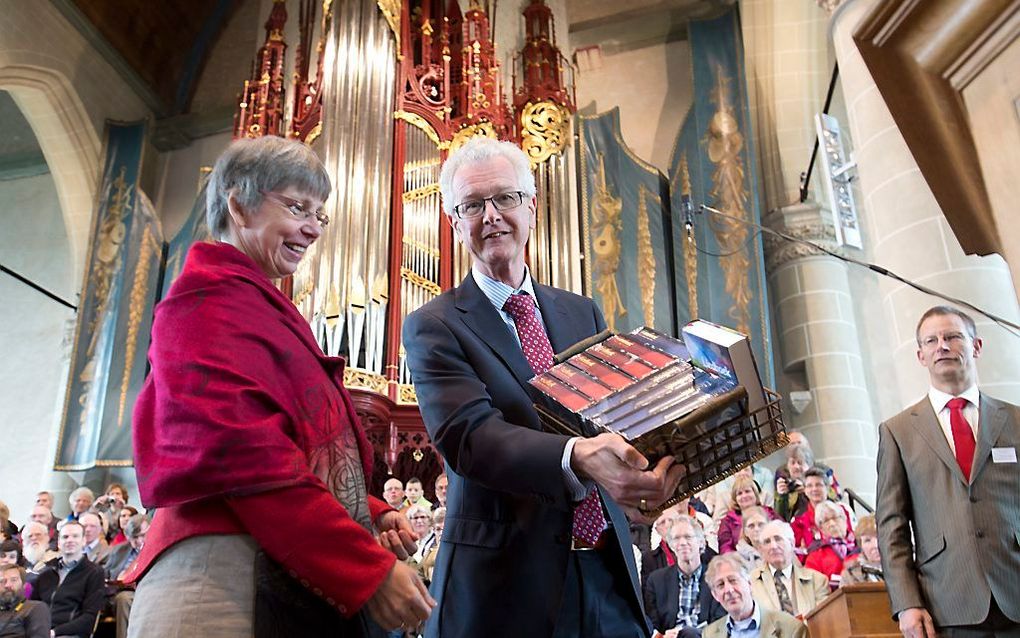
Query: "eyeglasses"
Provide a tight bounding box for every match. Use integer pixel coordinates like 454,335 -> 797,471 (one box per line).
409,515 -> 431,521
452,190 -> 526,219
918,332 -> 967,349
260,191 -> 329,227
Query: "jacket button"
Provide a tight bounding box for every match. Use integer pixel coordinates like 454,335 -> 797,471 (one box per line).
554,533 -> 569,544
976,530 -> 985,538
969,495 -> 978,503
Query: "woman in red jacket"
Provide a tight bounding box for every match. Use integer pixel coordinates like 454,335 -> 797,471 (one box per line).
128,137 -> 434,637
804,500 -> 859,589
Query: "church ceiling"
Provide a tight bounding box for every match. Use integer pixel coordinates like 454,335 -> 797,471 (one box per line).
59,0 -> 244,116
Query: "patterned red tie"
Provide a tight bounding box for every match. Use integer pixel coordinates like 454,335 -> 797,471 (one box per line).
947,397 -> 976,481
502,292 -> 607,546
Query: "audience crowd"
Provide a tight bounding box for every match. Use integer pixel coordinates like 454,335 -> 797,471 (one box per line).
2,438 -> 877,638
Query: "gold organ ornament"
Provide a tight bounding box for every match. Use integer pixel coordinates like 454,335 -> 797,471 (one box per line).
521,101 -> 570,168
591,153 -> 625,331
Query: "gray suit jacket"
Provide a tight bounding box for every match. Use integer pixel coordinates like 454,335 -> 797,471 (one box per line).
702,607 -> 807,638
876,394 -> 1020,626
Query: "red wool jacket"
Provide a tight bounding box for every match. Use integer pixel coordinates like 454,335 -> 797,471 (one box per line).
127,241 -> 394,617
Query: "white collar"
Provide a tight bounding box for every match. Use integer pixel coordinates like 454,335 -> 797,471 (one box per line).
928,384 -> 979,414
472,265 -> 537,312
768,563 -> 792,581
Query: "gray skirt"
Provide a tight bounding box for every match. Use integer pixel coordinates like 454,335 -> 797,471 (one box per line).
128,534 -> 257,638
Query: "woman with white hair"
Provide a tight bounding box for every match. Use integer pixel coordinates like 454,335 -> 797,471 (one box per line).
803,500 -> 858,589
129,136 -> 433,637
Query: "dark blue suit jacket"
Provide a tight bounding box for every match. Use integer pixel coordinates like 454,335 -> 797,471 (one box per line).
403,274 -> 647,638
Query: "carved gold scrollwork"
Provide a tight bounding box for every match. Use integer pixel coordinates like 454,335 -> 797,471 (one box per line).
118,225 -> 160,427
636,185 -> 657,326
397,384 -> 418,405
591,153 -> 625,331
521,101 -> 570,168
343,367 -> 388,394
402,183 -> 440,203
450,122 -> 497,153
705,66 -> 751,335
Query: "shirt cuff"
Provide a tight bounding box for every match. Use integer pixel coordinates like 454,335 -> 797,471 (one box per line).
561,437 -> 593,502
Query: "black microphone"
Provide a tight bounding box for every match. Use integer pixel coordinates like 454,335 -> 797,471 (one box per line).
681,194 -> 695,238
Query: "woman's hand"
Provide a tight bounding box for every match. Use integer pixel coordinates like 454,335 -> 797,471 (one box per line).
364,561 -> 436,631
376,510 -> 419,560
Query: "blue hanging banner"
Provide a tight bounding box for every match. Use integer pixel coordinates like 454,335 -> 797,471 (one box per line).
577,108 -> 676,335
668,7 -> 775,387
160,180 -> 211,299
55,121 -> 164,471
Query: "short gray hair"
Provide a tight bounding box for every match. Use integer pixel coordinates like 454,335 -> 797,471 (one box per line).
667,514 -> 705,546
22,521 -> 47,538
206,136 -> 331,240
705,552 -> 751,585
124,513 -> 150,539
69,487 -> 94,505
438,137 -> 536,214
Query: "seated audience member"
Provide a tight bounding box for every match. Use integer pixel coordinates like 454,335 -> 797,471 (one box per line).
0,503 -> 18,541
19,523 -> 57,579
773,444 -> 812,522
382,476 -> 405,510
418,508 -> 445,584
839,515 -> 882,586
803,501 -> 858,588
78,512 -> 110,564
734,506 -> 770,570
403,478 -> 432,510
31,521 -> 105,638
702,553 -> 806,638
108,506 -> 138,547
0,564 -> 50,638
100,514 -> 148,638
750,520 -> 828,618
34,493 -> 53,513
26,506 -> 56,550
0,540 -> 24,569
790,468 -> 854,549
718,477 -> 776,553
64,487 -> 94,523
406,505 -> 434,563
782,434 -> 842,497
92,484 -> 128,542
641,508 -> 680,584
644,515 -> 725,637
433,473 -> 448,509
704,465 -> 776,524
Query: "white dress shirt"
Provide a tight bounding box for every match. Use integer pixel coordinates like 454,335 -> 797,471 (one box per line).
927,384 -> 980,456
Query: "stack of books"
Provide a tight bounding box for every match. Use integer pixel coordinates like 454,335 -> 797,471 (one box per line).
531,322 -> 785,511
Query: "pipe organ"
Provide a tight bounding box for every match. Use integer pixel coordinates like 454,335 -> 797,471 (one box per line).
231,0 -> 578,495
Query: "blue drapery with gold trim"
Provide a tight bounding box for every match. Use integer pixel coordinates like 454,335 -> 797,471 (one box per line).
55,121 -> 164,471
668,7 -> 774,387
577,108 -> 675,335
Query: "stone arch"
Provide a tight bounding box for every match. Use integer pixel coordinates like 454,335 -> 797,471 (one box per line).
0,64 -> 101,284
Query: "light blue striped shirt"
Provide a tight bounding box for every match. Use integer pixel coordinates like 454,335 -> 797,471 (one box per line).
471,266 -> 589,502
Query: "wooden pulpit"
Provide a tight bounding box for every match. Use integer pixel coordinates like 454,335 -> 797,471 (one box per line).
804,582 -> 900,638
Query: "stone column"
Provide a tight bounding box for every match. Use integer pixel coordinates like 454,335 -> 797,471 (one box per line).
830,0 -> 1020,412
764,203 -> 877,500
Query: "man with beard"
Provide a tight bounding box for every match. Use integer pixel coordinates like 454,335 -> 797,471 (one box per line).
25,507 -> 56,551
0,565 -> 49,638
434,474 -> 448,509
30,521 -> 104,638
19,524 -> 57,581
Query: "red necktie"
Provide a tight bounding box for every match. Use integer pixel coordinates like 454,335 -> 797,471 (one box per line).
947,397 -> 976,481
502,292 -> 607,546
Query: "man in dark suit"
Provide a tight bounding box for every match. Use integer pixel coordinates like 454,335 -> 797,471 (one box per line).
403,137 -> 683,638
643,516 -> 725,636
877,306 -> 1020,637
30,521 -> 105,638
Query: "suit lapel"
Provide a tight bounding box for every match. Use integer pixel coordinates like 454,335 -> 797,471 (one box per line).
756,568 -> 781,608
970,394 -> 1008,481
757,611 -> 779,638
666,566 -> 681,623
907,398 -> 969,485
454,274 -> 537,393
533,283 -> 584,354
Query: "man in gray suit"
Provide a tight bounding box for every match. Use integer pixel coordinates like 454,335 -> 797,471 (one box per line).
877,306 -> 1020,637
